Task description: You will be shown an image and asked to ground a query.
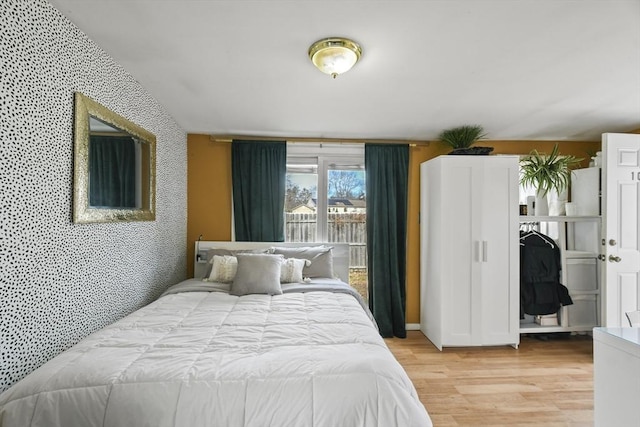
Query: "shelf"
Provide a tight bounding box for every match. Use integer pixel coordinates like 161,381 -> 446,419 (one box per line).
520,323 -> 596,334
568,289 -> 600,294
565,249 -> 599,259
519,215 -> 601,222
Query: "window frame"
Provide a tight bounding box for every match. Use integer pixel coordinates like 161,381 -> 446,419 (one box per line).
286,143 -> 365,242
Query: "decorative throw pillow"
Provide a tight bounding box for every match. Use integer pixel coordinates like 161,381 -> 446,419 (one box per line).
271,246 -> 334,278
202,248 -> 271,278
230,254 -> 284,296
280,258 -> 311,283
206,255 -> 237,283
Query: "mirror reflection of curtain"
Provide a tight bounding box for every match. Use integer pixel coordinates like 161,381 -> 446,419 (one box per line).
365,144 -> 409,338
89,135 -> 136,208
232,140 -> 286,241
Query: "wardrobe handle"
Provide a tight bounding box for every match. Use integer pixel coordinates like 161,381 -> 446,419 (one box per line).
482,241 -> 488,262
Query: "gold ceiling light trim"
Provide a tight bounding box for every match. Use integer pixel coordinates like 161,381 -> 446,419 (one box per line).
308,37 -> 362,79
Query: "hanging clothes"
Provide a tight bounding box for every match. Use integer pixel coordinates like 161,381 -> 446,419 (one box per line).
520,230 -> 573,316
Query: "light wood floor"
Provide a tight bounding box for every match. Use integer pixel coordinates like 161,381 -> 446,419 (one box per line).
385,331 -> 594,426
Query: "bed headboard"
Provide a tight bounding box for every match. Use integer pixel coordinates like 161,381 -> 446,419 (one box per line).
194,241 -> 350,283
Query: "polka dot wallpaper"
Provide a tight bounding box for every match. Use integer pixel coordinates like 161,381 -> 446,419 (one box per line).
0,0 -> 187,392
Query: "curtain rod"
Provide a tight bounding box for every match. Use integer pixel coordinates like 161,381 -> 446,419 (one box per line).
208,135 -> 429,147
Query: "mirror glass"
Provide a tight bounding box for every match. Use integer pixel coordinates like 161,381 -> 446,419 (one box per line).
73,92 -> 156,223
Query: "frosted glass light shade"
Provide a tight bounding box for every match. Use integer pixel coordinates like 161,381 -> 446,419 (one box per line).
308,38 -> 362,78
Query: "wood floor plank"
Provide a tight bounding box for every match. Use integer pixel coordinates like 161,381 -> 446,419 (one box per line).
385,331 -> 594,426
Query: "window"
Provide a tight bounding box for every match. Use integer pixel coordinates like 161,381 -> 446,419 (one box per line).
284,143 -> 367,300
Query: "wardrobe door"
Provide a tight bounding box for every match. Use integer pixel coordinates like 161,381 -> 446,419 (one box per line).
441,158 -> 481,346
478,157 -> 519,346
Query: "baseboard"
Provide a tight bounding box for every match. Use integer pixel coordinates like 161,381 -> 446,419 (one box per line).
406,323 -> 421,331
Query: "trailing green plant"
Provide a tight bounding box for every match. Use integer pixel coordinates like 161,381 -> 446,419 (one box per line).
438,125 -> 487,149
520,144 -> 583,196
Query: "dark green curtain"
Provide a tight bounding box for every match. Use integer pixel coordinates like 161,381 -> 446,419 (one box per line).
365,144 -> 409,338
232,140 -> 286,242
89,135 -> 136,208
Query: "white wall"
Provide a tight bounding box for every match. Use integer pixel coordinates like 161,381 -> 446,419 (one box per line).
0,0 -> 187,392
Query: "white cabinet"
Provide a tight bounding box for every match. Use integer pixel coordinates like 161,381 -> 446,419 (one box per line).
518,215 -> 602,333
593,328 -> 640,427
570,167 -> 601,215
420,155 -> 520,350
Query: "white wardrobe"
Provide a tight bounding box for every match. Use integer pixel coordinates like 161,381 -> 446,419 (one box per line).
420,155 -> 520,350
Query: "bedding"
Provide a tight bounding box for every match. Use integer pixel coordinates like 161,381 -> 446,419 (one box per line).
271,245 -> 334,278
204,248 -> 272,277
208,254 -> 311,285
229,254 -> 284,296
207,255 -> 238,282
279,257 -> 310,283
0,278 -> 432,427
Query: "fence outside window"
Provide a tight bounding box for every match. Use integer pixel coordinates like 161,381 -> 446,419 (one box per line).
285,212 -> 367,268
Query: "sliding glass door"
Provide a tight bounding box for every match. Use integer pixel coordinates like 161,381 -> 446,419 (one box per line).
284,144 -> 368,300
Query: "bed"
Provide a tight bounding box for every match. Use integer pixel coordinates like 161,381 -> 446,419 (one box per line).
0,242 -> 432,427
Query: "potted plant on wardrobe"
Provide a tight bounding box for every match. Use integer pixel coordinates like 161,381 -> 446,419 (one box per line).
438,124 -> 493,155
520,144 -> 582,216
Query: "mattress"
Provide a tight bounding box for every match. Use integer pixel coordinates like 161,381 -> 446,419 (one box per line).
0,279 -> 431,427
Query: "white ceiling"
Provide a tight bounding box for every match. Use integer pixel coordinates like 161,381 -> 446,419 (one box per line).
49,0 -> 640,142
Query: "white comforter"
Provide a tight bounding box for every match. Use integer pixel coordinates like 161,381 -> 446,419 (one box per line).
0,280 -> 432,427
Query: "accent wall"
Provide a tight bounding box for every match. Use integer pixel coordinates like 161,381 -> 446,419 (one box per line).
0,0 -> 187,392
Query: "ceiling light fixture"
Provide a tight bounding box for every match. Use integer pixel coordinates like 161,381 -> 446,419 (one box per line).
308,37 -> 362,79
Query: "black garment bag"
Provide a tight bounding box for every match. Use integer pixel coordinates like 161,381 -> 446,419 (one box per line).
520,230 -> 573,316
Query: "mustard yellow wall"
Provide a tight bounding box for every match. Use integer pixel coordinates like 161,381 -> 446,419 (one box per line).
187,135 -> 601,322
187,134 -> 232,277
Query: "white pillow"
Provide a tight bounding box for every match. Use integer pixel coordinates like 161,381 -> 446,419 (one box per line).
280,258 -> 311,283
203,248 -> 271,278
206,255 -> 238,283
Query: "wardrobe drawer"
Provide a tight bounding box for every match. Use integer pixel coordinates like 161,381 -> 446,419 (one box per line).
563,295 -> 598,327
565,258 -> 598,292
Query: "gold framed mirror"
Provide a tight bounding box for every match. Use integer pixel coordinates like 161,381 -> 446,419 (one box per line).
73,92 -> 156,223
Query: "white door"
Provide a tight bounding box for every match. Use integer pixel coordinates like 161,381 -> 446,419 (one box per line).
479,157 -> 520,345
444,159 -> 478,346
603,133 -> 640,327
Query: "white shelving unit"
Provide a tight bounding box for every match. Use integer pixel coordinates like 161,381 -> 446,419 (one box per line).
519,215 -> 603,334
